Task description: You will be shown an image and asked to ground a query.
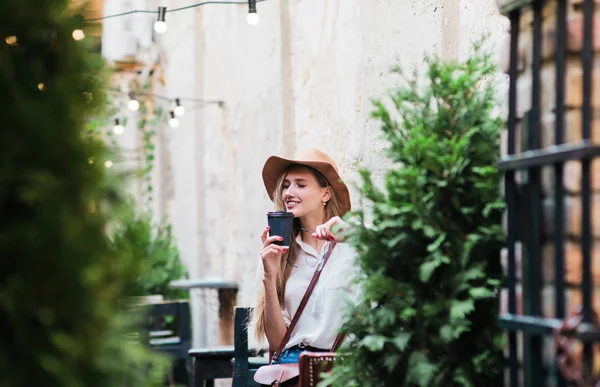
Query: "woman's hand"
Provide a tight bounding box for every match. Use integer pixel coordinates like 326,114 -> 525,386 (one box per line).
313,216 -> 348,242
260,226 -> 287,282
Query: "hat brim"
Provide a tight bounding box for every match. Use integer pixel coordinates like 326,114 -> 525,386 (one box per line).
262,156 -> 351,216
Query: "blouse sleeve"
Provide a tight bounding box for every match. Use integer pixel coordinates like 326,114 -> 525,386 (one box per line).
281,308 -> 292,327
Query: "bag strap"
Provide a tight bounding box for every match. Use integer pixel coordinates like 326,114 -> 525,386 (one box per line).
271,241 -> 337,363
330,332 -> 346,352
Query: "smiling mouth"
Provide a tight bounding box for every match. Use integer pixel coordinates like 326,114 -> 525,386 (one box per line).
286,201 -> 299,209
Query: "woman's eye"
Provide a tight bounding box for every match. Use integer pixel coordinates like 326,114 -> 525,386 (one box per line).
297,184 -> 305,188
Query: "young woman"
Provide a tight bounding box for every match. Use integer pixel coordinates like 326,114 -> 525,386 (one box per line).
251,149 -> 357,364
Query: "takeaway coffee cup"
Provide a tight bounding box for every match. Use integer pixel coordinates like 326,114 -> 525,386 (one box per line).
267,211 -> 294,246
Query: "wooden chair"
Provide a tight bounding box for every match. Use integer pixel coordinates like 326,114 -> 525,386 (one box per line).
146,300 -> 193,386
189,307 -> 267,387
232,307 -> 268,387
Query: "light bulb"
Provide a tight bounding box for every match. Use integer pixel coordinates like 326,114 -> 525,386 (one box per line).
168,117 -> 180,128
72,29 -> 85,41
174,105 -> 185,117
128,99 -> 140,111
104,160 -> 113,168
5,36 -> 17,46
113,124 -> 124,135
113,118 -> 124,135
174,98 -> 185,117
168,111 -> 180,128
154,7 -> 168,34
247,12 -> 260,26
154,20 -> 167,34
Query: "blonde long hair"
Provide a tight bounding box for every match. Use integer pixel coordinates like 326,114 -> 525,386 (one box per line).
251,164 -> 344,345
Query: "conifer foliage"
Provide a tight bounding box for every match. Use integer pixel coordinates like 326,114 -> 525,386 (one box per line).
0,1 -> 168,385
327,44 -> 505,387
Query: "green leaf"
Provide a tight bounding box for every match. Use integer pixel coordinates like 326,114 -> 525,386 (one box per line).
392,332 -> 411,351
399,307 -> 417,321
358,335 -> 387,351
439,325 -> 453,342
420,259 -> 442,282
407,352 -> 438,387
451,300 -> 475,319
469,287 -> 495,299
383,354 -> 401,372
427,233 -> 446,253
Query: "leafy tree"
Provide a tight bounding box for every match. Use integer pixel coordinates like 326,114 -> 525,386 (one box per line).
0,1 -> 169,385
326,43 -> 505,387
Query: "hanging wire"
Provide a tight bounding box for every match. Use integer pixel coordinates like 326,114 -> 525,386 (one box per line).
84,0 -> 268,22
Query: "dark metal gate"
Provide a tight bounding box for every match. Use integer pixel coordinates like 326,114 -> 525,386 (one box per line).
499,0 -> 600,386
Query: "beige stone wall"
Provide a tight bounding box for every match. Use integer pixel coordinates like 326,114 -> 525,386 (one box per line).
108,0 -> 509,348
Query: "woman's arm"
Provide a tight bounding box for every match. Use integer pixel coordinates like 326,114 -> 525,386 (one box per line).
260,226 -> 289,350
262,277 -> 287,351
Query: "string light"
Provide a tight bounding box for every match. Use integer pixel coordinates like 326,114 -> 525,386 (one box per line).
83,0 -> 268,22
5,36 -> 17,46
72,29 -> 85,41
174,98 -> 185,117
168,111 -> 180,128
247,0 -> 259,25
154,6 -> 168,34
72,15 -> 85,41
104,160 -> 113,168
37,83 -> 45,91
120,90 -> 224,112
113,118 -> 125,135
127,92 -> 140,111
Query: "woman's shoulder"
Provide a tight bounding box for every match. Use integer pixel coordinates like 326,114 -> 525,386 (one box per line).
332,241 -> 358,266
334,241 -> 357,255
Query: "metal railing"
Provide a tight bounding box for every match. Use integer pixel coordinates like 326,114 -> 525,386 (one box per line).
498,0 -> 599,385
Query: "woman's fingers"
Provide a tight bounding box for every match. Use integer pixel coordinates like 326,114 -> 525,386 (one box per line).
317,224 -> 333,239
315,224 -> 325,239
262,235 -> 284,248
260,244 -> 288,256
260,226 -> 270,243
312,217 -> 345,241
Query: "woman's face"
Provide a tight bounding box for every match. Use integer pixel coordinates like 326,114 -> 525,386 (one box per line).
281,167 -> 330,218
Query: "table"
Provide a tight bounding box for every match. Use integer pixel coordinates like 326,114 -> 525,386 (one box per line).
170,279 -> 240,387
169,279 -> 239,346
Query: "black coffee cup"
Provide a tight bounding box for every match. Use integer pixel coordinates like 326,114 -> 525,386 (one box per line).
267,211 -> 294,246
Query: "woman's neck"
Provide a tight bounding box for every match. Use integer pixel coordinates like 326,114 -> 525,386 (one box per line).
298,211 -> 327,251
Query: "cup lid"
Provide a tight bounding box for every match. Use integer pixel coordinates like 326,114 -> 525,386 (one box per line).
267,211 -> 294,218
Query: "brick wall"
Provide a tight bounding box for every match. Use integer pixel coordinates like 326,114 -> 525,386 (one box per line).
497,0 -> 600,383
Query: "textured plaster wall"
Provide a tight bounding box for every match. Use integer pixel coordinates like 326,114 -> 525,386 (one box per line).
146,0 -> 508,348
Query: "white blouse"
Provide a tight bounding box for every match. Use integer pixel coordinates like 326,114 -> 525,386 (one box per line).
279,234 -> 358,351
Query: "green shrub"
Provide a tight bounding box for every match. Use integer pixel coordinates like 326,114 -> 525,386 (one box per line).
325,43 -> 505,387
0,1 -> 169,385
112,205 -> 188,300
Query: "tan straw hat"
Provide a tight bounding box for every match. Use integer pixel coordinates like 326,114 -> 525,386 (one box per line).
261,149 -> 351,215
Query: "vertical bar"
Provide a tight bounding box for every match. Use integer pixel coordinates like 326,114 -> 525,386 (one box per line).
523,115 -> 544,387
523,1 -> 544,385
554,1 -> 567,386
581,0 -> 595,379
506,8 -> 521,387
